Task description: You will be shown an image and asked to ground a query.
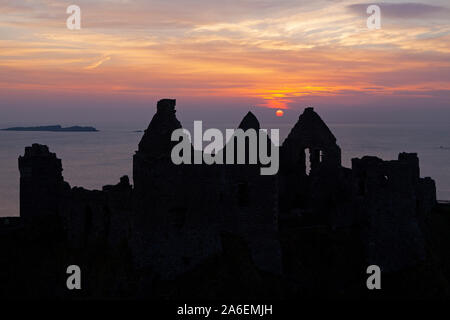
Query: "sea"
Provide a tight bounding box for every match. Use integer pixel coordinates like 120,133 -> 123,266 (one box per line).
1,122 -> 450,217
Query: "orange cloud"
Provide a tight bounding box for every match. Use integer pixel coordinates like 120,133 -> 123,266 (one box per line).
0,0 -> 449,110
84,56 -> 111,70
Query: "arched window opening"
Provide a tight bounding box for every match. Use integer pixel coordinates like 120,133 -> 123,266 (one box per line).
305,148 -> 311,176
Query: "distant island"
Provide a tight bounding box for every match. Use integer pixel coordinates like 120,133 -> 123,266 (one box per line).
1,125 -> 98,132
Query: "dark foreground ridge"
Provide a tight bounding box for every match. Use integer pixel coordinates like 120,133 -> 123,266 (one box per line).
1,125 -> 98,132
1,98 -> 450,300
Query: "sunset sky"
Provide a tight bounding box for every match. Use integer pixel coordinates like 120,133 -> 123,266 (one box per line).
0,0 -> 449,124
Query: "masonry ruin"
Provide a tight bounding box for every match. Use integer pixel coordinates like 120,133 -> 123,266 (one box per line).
0,98 -> 445,299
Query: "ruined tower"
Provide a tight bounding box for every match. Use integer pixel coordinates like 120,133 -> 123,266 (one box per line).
279,107 -> 343,223
19,144 -> 67,221
133,98 -> 182,193
352,152 -> 436,271
131,99 -> 222,281
221,111 -> 282,275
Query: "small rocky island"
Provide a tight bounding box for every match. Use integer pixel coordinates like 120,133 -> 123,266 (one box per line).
1,125 -> 98,132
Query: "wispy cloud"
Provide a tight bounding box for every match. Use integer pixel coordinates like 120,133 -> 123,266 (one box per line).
0,0 -> 449,110
84,56 -> 111,70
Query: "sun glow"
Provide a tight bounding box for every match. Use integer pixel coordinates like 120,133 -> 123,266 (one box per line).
0,0 -> 449,111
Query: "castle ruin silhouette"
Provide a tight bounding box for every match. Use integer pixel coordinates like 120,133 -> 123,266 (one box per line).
1,98 -> 446,299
